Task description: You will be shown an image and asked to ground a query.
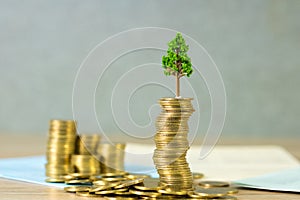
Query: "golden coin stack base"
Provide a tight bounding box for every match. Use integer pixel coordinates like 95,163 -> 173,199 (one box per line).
153,98 -> 195,192
45,120 -> 77,181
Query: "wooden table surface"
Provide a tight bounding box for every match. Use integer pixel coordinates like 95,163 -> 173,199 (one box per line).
1,134 -> 300,200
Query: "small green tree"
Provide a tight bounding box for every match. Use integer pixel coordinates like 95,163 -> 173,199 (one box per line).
162,33 -> 193,98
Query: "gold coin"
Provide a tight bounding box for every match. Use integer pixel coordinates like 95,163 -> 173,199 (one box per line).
130,189 -> 161,197
158,189 -> 187,196
94,181 -> 121,188
94,190 -> 115,195
104,197 -> 136,200
188,187 -> 228,198
159,98 -> 193,103
152,194 -> 184,199
65,179 -> 91,185
62,175 -> 76,181
126,173 -> 150,179
45,177 -> 65,183
134,178 -> 166,191
140,197 -> 157,200
95,188 -> 127,195
114,178 -> 144,189
89,185 -> 113,192
102,177 -> 128,182
192,172 -> 204,180
197,187 -> 238,195
198,181 -> 230,188
92,180 -> 109,186
67,173 -> 91,179
114,191 -> 134,196
64,186 -> 91,193
226,187 -> 239,194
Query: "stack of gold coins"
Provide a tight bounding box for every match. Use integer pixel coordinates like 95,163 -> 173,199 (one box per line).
45,120 -> 77,181
153,98 -> 195,192
71,155 -> 100,175
96,143 -> 126,173
76,134 -> 101,155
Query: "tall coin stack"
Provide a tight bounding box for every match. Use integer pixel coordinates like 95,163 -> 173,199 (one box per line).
45,120 -> 77,181
96,143 -> 126,173
71,134 -> 102,175
71,155 -> 101,175
76,134 -> 101,155
153,98 -> 195,192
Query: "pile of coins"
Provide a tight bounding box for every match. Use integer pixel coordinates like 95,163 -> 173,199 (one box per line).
96,143 -> 126,173
45,120 -> 77,182
63,172 -> 238,199
45,119 -> 239,199
153,98 -> 195,192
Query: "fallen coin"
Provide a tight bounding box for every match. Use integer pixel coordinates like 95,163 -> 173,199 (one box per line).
95,188 -> 128,195
65,179 -> 91,185
158,189 -> 187,196
188,187 -> 228,198
92,179 -> 109,186
198,181 -> 230,188
102,177 -> 128,182
126,173 -> 151,180
134,178 -> 166,191
130,189 -> 161,197
45,177 -> 65,183
114,178 -> 144,189
89,185 -> 113,192
192,172 -> 204,180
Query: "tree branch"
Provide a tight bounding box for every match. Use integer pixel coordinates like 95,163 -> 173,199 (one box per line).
179,73 -> 185,78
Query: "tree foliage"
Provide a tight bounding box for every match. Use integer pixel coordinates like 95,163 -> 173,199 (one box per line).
162,33 -> 193,78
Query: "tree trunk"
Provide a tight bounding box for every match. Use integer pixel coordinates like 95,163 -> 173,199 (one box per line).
175,50 -> 181,98
176,73 -> 180,97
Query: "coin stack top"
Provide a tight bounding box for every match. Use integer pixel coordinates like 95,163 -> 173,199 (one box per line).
45,120 -> 77,180
153,98 -> 194,192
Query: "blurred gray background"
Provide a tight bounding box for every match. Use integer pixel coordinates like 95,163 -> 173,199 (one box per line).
1,0 -> 299,139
